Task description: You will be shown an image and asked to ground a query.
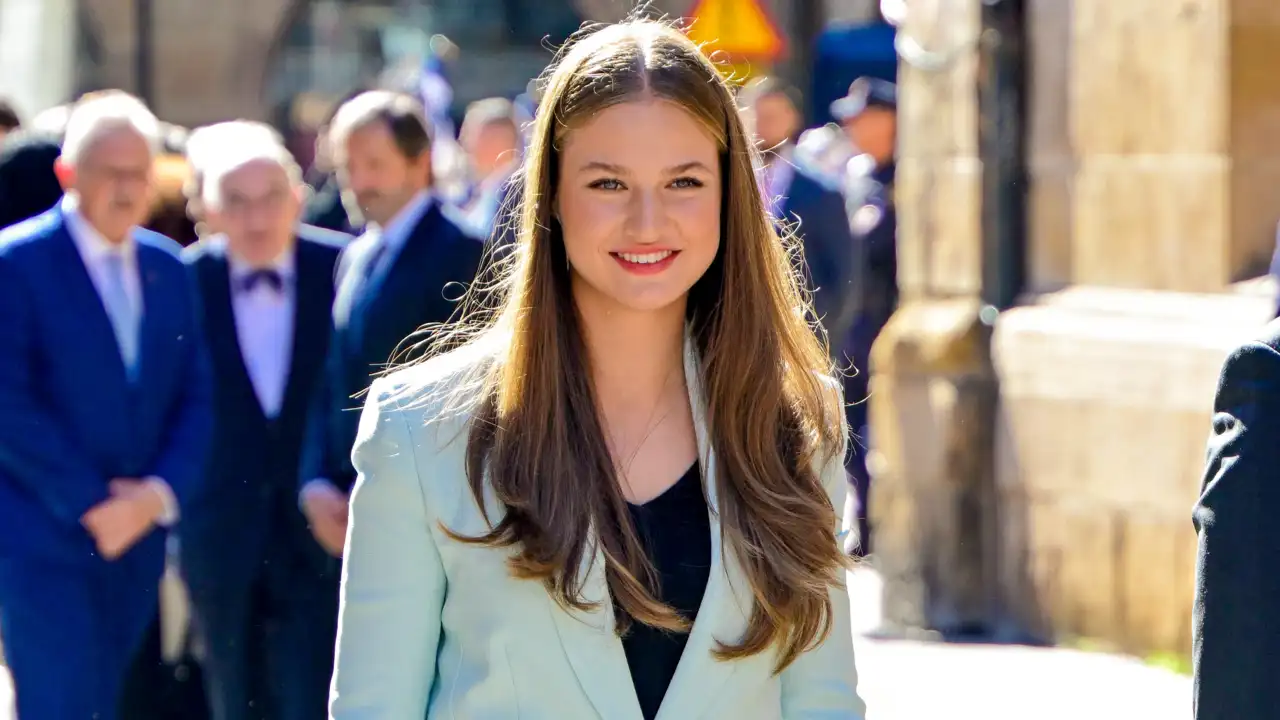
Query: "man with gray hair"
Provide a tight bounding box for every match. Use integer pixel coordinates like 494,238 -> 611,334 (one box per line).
184,120 -> 285,237
456,96 -> 523,244
181,125 -> 348,720
0,89 -> 213,719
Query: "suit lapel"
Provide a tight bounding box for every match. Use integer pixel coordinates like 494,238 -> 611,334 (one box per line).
279,240 -> 330,422
546,537 -> 644,720
548,333 -> 749,720
198,247 -> 265,419
331,235 -> 380,330
52,216 -> 132,382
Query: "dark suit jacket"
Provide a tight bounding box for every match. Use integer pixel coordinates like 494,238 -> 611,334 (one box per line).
303,174 -> 359,235
180,228 -> 347,596
0,206 -> 212,572
0,131 -> 63,230
1194,317 -> 1280,718
780,167 -> 859,357
300,201 -> 484,493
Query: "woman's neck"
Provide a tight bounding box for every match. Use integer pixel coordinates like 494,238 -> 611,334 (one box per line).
575,286 -> 687,414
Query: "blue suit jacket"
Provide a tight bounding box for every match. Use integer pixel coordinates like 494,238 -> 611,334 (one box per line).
0,207 -> 213,571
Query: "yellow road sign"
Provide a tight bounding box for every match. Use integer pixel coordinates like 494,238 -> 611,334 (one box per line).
685,0 -> 787,61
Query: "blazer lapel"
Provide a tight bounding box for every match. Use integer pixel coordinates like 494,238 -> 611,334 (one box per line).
53,217 -> 131,382
197,248 -> 265,418
331,234 -> 379,330
279,240 -> 330,422
134,243 -> 170,384
548,333 -> 750,720
653,335 -> 750,720
546,538 -> 644,720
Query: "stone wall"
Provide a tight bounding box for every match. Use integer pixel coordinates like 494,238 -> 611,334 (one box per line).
871,0 -> 1280,658
994,285 -> 1272,653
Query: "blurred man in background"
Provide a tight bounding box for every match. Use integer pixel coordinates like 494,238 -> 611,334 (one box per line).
298,91 -> 483,562
456,96 -> 523,243
186,122 -> 287,240
741,77 -> 859,365
182,126 -> 346,720
0,90 -> 211,720
833,77 -> 898,556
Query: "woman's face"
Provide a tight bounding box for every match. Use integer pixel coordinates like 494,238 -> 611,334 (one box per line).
556,99 -> 721,314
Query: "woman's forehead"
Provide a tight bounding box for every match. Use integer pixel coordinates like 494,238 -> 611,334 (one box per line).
559,100 -> 720,165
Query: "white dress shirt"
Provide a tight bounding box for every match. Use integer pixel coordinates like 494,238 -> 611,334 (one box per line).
227,246 -> 295,418
62,194 -> 179,526
363,189 -> 432,278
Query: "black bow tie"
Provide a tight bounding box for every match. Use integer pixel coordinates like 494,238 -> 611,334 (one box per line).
239,268 -> 284,293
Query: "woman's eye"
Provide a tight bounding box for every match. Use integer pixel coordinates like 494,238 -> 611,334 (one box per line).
588,178 -> 624,191
671,176 -> 704,189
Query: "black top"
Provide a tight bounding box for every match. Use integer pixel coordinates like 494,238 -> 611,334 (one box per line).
620,463 -> 712,720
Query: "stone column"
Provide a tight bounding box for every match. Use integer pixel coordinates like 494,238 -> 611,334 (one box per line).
865,0 -> 1005,637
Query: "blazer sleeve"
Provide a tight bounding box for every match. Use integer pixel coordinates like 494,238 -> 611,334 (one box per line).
330,376 -> 446,718
1193,339 -> 1280,719
0,253 -> 111,525
779,379 -> 866,719
147,274 -> 214,510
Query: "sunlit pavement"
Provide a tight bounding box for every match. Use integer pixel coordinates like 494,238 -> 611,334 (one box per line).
0,570 -> 1191,719
847,569 -> 1191,720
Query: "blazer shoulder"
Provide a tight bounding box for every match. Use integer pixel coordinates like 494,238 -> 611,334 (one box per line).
135,228 -> 186,264
436,202 -> 488,246
0,208 -> 61,257
179,237 -> 222,266
297,222 -> 354,252
368,339 -> 498,423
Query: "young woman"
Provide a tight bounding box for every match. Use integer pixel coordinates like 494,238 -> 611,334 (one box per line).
329,19 -> 865,719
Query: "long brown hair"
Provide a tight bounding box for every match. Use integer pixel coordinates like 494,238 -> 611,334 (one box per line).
428,19 -> 848,673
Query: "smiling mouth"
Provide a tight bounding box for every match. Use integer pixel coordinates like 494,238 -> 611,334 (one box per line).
610,249 -> 680,275
614,250 -> 674,264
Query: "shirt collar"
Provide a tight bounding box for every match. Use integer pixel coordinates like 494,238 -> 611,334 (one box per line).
220,234 -> 296,281
369,190 -> 432,250
62,194 -> 136,261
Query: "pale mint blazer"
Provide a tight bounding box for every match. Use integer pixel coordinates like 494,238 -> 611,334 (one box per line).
329,338 -> 866,719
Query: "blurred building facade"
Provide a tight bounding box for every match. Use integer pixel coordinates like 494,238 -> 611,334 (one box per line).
34,0 -> 882,129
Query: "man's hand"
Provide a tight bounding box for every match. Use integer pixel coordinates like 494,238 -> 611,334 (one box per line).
301,483 -> 349,558
80,479 -> 165,560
